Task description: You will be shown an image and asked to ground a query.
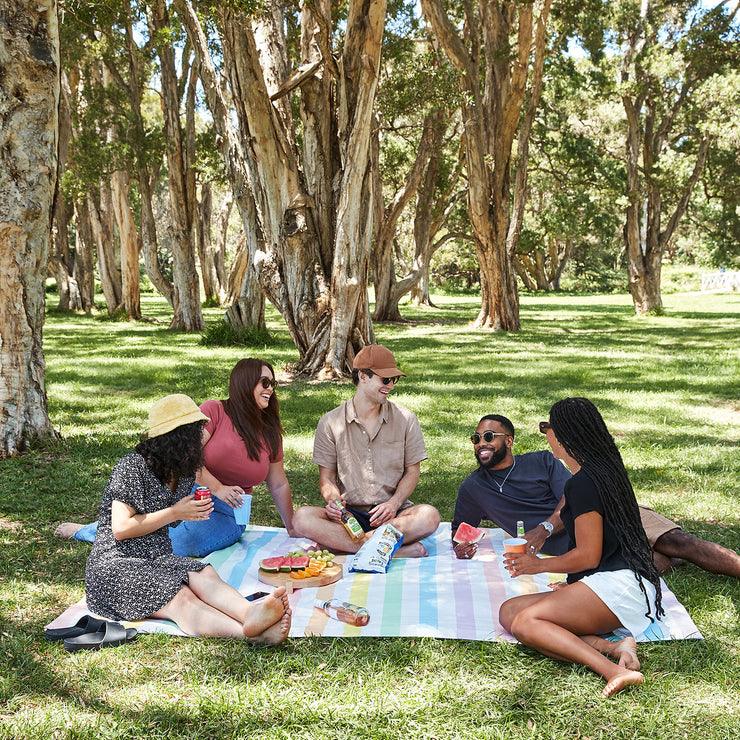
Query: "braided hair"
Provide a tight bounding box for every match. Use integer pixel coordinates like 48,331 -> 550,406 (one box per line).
549,397 -> 664,621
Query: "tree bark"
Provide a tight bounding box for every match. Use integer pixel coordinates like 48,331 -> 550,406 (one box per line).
422,0 -> 553,331
89,184 -> 122,314
179,0 -> 384,375
620,0 -> 717,315
372,114 -> 437,322
111,169 -> 142,319
73,197 -> 96,311
0,0 -> 61,455
151,0 -> 204,331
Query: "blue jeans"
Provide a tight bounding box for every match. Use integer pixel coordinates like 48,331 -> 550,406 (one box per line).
74,491 -> 245,558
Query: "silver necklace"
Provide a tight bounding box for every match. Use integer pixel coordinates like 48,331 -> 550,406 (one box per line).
492,457 -> 516,493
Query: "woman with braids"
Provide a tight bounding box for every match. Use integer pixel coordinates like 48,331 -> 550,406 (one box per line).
499,397 -> 665,698
84,394 -> 291,643
61,358 -> 297,557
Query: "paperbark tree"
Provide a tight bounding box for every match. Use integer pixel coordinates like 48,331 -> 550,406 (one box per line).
179,0 -> 384,376
618,0 -> 735,314
410,136 -> 466,307
150,0 -> 203,330
0,0 -> 60,455
421,0 -> 554,330
371,114 -> 438,321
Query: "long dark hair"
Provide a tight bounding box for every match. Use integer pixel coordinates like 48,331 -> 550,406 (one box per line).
549,397 -> 664,621
135,421 -> 205,486
222,358 -> 283,461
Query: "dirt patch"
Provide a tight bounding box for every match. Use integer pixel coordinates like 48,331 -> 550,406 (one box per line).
0,517 -> 21,533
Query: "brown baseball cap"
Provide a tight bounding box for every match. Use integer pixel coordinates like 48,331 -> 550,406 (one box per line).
353,344 -> 406,377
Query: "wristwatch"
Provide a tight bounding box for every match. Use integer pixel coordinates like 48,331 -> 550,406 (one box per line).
539,521 -> 554,538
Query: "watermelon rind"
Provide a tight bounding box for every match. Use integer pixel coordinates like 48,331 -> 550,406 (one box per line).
453,522 -> 485,544
259,556 -> 284,572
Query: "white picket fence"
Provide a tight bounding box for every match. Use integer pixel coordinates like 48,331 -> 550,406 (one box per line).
701,271 -> 740,291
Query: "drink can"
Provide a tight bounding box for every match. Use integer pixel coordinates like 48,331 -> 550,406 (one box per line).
194,486 -> 211,501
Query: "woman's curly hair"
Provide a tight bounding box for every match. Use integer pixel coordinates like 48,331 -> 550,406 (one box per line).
135,420 -> 205,485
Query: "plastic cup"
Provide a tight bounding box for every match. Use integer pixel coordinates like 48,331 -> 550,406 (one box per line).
233,494 -> 252,525
503,537 -> 528,554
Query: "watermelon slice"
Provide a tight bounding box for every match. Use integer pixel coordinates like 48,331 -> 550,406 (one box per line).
453,522 -> 485,544
259,556 -> 285,572
290,556 -> 310,570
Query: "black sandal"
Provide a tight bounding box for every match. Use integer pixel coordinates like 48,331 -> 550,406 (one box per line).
63,621 -> 138,652
44,615 -> 108,642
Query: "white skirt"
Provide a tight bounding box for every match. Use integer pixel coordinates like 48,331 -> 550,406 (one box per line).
579,568 -> 666,640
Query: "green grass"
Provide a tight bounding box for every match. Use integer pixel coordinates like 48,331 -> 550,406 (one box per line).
1,290 -> 739,739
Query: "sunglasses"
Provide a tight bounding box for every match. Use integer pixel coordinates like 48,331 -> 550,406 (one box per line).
258,376 -> 278,389
470,431 -> 509,445
539,421 -> 552,433
362,369 -> 401,386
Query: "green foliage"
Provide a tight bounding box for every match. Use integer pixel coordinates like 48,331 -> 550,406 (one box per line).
200,319 -> 275,348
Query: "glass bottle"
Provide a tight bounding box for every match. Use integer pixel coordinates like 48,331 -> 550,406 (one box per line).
333,499 -> 364,541
516,520 -> 525,538
315,598 -> 370,627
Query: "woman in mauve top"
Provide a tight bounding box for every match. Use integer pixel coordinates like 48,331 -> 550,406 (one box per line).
499,397 -> 664,698
169,358 -> 297,557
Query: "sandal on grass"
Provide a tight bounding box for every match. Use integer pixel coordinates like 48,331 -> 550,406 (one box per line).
45,615 -> 108,642
63,621 -> 138,652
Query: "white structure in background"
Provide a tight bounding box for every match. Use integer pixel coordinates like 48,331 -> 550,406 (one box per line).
702,271 -> 740,291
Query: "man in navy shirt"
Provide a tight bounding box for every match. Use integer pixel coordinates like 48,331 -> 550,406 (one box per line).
452,414 -> 571,558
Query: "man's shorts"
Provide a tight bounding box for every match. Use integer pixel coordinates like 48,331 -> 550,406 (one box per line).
639,505 -> 681,547
346,501 -> 415,533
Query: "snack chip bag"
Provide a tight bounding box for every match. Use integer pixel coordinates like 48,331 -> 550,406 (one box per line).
349,523 -> 404,573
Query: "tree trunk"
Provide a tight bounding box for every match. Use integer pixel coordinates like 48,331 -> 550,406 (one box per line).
89,184 -> 122,314
213,191 -> 232,296
372,113 -> 437,322
119,17 -> 173,309
178,0 -> 383,375
50,80 -> 81,312
151,0 -> 204,331
620,1 -> 714,316
422,0 -> 553,331
410,137 -> 465,307
196,182 -> 222,303
73,197 -> 96,311
111,170 -> 142,319
0,0 -> 61,455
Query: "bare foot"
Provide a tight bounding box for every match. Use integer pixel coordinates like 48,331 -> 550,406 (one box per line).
242,586 -> 288,637
248,610 -> 292,646
54,523 -> 84,539
396,542 -> 428,558
602,669 -> 644,698
612,637 -> 641,671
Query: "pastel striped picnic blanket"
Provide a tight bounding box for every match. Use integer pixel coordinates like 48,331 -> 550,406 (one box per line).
46,523 -> 701,642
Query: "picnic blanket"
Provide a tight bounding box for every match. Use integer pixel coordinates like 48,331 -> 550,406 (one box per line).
46,524 -> 701,642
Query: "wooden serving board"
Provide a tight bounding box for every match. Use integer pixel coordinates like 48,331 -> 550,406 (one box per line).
258,562 -> 343,593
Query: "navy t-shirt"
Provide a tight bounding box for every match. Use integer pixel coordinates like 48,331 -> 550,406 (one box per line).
452,450 -> 572,556
561,469 -> 629,583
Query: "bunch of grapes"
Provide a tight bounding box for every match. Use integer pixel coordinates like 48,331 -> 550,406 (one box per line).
287,548 -> 335,564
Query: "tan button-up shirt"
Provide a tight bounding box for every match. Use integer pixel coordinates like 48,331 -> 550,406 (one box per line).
312,399 -> 427,510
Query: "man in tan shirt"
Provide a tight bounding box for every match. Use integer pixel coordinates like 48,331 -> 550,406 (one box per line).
293,345 -> 440,557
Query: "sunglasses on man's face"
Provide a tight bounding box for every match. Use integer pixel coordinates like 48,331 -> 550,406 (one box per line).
258,376 -> 278,389
470,431 -> 509,445
539,421 -> 552,433
363,369 -> 400,386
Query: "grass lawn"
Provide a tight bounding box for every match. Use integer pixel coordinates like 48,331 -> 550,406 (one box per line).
1,289 -> 739,739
